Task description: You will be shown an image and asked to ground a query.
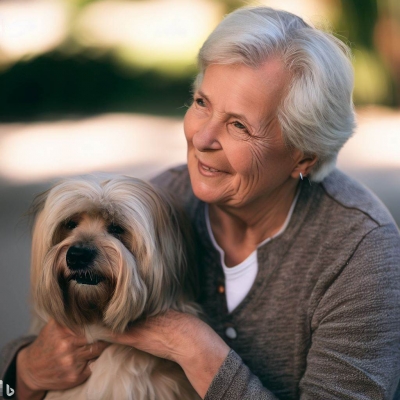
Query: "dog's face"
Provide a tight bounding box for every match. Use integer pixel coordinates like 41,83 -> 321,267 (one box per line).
51,211 -> 136,330
30,176 -> 191,333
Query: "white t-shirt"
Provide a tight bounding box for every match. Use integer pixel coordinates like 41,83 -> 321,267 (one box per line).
205,190 -> 300,313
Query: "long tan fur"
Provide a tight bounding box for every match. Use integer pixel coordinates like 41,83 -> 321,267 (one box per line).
29,176 -> 201,400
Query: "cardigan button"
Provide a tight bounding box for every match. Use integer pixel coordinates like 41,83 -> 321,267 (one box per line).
217,285 -> 225,294
225,326 -> 237,340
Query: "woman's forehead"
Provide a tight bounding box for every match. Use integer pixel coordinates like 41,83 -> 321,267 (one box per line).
199,61 -> 289,121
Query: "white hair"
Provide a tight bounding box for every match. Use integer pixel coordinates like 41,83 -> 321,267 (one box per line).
195,6 -> 356,181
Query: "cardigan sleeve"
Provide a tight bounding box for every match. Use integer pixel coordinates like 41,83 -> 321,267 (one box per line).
0,335 -> 36,399
204,349 -> 279,400
298,224 -> 400,399
204,224 -> 400,400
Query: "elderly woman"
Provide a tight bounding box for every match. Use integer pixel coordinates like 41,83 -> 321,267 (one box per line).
2,6 -> 400,400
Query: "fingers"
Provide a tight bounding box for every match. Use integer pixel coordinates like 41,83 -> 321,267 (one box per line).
79,341 -> 110,360
71,335 -> 91,348
20,320 -> 109,392
74,363 -> 92,385
47,319 -> 76,337
81,363 -> 93,379
87,359 -> 97,372
45,319 -> 88,347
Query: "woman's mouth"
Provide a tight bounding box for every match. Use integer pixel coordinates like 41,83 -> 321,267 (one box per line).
198,160 -> 224,176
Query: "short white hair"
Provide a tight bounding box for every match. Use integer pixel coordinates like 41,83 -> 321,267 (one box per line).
195,6 -> 356,181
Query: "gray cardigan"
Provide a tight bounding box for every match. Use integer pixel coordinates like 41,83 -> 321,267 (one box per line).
2,165 -> 400,399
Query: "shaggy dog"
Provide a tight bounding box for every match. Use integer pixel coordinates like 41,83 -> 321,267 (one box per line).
29,176 -> 201,400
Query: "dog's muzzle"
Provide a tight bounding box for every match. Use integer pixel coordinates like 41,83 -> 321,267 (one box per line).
66,244 -> 104,285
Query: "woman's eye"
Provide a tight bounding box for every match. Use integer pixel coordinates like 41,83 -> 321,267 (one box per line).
195,98 -> 206,107
232,121 -> 248,131
65,220 -> 78,230
108,224 -> 125,236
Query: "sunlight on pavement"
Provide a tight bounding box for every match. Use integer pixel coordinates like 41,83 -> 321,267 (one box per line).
0,108 -> 398,185
0,0 -> 69,64
0,114 -> 186,184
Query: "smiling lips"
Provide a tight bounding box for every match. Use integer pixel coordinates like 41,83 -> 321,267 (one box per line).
198,160 -> 225,175
202,164 -> 220,172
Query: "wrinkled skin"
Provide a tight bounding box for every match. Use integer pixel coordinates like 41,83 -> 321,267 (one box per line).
16,319 -> 109,400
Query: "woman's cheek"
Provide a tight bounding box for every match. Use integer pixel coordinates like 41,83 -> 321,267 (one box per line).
226,141 -> 260,174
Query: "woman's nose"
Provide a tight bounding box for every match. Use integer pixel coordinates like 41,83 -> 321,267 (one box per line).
192,120 -> 222,151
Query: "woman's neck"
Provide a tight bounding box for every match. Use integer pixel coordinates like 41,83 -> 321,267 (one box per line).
209,179 -> 299,267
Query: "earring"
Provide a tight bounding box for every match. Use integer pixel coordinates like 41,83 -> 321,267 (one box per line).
300,172 -> 303,181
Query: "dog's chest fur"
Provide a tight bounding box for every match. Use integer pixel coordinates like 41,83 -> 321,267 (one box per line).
44,344 -> 200,400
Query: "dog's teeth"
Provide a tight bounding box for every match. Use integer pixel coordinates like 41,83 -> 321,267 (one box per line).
69,269 -> 103,285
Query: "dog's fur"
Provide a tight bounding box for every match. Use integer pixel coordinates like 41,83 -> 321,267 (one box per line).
29,175 -> 201,400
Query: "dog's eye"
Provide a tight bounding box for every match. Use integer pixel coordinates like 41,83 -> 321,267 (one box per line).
65,220 -> 78,230
108,224 -> 124,236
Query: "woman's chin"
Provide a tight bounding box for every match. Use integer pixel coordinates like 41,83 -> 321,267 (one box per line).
189,175 -> 224,204
191,180 -> 217,203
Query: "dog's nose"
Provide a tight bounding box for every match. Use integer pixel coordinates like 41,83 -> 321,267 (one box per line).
66,245 -> 97,270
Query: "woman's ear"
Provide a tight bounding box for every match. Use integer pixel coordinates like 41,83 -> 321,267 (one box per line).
291,154 -> 318,179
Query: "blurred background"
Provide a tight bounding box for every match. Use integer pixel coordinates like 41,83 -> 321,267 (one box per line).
0,0 -> 399,351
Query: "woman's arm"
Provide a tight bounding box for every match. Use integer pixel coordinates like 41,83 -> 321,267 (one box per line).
1,335 -> 37,399
298,224 -> 400,399
108,224 -> 400,400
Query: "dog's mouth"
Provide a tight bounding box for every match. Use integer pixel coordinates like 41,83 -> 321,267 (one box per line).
68,271 -> 105,286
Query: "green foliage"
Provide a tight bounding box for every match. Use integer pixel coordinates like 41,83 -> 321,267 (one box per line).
336,0 -> 378,49
0,0 -> 397,121
0,52 -> 194,122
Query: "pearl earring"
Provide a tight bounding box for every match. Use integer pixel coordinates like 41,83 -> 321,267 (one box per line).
300,172 -> 303,180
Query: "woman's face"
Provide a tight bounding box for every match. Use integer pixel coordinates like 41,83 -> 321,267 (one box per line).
184,60 -> 303,208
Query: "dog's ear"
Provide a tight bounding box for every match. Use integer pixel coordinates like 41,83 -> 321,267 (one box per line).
154,186 -> 200,305
26,188 -> 51,228
29,189 -> 51,306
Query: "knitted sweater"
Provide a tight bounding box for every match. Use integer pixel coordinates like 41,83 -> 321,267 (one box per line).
151,165 -> 400,400
1,165 -> 400,399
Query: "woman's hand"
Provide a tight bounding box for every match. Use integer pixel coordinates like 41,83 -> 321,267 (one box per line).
106,310 -> 230,398
16,319 -> 110,400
